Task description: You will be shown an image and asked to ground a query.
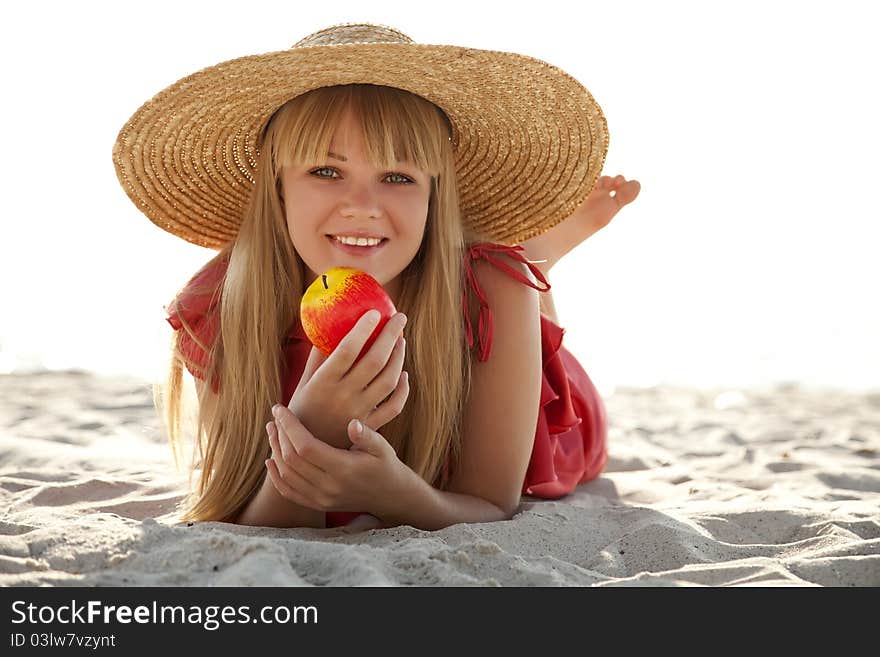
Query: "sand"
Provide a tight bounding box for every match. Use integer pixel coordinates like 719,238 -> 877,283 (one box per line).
1,371 -> 878,587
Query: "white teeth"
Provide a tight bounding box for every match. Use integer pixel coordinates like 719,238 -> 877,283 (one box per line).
333,235 -> 382,247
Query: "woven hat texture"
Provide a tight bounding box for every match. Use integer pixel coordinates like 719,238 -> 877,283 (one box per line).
113,23 -> 609,249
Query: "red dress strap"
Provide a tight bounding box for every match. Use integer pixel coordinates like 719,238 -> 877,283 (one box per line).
462,242 -> 551,362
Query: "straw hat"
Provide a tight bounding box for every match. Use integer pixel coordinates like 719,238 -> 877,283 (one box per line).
113,23 -> 609,249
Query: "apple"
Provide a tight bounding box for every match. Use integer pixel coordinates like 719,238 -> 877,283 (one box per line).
300,267 -> 397,358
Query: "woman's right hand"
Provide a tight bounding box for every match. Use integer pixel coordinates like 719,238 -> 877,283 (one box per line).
287,310 -> 410,449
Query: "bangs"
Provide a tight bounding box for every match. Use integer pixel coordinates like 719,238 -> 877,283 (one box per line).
268,84 -> 450,176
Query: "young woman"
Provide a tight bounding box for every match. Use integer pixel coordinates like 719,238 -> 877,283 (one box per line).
113,23 -> 640,530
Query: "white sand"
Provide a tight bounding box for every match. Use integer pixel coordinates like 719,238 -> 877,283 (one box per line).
1,372 -> 878,586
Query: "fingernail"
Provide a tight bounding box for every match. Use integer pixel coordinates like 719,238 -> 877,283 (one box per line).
353,419 -> 363,436
399,313 -> 408,327
272,404 -> 282,417
366,310 -> 380,324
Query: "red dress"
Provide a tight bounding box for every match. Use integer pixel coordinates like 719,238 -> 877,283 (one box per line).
166,243 -> 608,527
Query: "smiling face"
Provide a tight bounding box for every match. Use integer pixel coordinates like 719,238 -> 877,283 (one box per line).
279,109 -> 432,302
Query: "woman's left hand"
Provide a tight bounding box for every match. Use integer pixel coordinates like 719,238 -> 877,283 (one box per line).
265,404 -> 411,517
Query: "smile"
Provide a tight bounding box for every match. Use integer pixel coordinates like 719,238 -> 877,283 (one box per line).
330,234 -> 385,246
326,234 -> 389,254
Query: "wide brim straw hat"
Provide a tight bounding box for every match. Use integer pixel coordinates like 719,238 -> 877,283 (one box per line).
113,23 -> 609,249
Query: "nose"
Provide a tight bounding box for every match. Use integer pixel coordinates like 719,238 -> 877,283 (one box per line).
339,180 -> 382,220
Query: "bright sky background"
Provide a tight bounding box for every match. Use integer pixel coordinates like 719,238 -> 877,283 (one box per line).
1,0 -> 878,394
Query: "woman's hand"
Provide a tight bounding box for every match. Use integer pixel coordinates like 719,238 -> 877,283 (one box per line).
265,404 -> 412,517
289,310 -> 409,449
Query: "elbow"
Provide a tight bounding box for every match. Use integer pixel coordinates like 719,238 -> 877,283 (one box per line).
498,494 -> 523,520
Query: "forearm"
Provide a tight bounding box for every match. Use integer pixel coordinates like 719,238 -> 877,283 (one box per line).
378,468 -> 510,531
235,476 -> 325,528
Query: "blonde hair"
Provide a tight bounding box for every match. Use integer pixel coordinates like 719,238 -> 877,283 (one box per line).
156,84 -> 474,522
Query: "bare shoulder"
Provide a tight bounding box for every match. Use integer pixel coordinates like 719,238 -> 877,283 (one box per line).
474,249 -> 538,292
466,253 -> 543,336
449,253 -> 543,516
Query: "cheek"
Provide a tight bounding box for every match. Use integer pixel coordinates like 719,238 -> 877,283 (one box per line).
283,184 -> 329,231
284,212 -> 326,278
398,195 -> 430,238
285,216 -> 305,249
285,203 -> 325,244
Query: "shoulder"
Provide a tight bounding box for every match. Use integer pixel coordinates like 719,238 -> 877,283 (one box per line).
470,252 -> 540,322
471,251 -> 536,292
181,252 -> 229,302
463,242 -> 546,361
165,253 -> 229,384
465,241 -> 549,297
167,253 -> 229,327
468,247 -> 541,365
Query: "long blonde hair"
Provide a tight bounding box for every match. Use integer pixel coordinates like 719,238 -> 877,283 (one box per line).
156,84 -> 474,522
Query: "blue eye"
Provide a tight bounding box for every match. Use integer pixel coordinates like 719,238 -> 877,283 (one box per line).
386,173 -> 414,184
309,167 -> 339,179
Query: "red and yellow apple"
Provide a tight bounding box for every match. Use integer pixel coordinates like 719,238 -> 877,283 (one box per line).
300,267 -> 397,358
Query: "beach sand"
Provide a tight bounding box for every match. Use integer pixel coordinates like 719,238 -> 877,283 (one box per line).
1,371 -> 878,586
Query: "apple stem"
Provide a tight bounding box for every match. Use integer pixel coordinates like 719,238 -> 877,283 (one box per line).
322,274 -> 328,290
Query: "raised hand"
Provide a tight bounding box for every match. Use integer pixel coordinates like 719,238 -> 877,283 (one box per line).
288,310 -> 409,449
521,174 -> 641,272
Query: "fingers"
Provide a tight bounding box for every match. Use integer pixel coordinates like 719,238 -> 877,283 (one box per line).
364,370 -> 409,431
345,311 -> 407,389
323,309 -> 384,377
267,420 -> 289,462
266,422 -> 320,507
325,309 -> 381,377
271,404 -> 341,472
348,419 -> 394,461
299,347 -> 328,385
265,458 -> 317,509
362,333 -> 406,405
267,421 -> 325,488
